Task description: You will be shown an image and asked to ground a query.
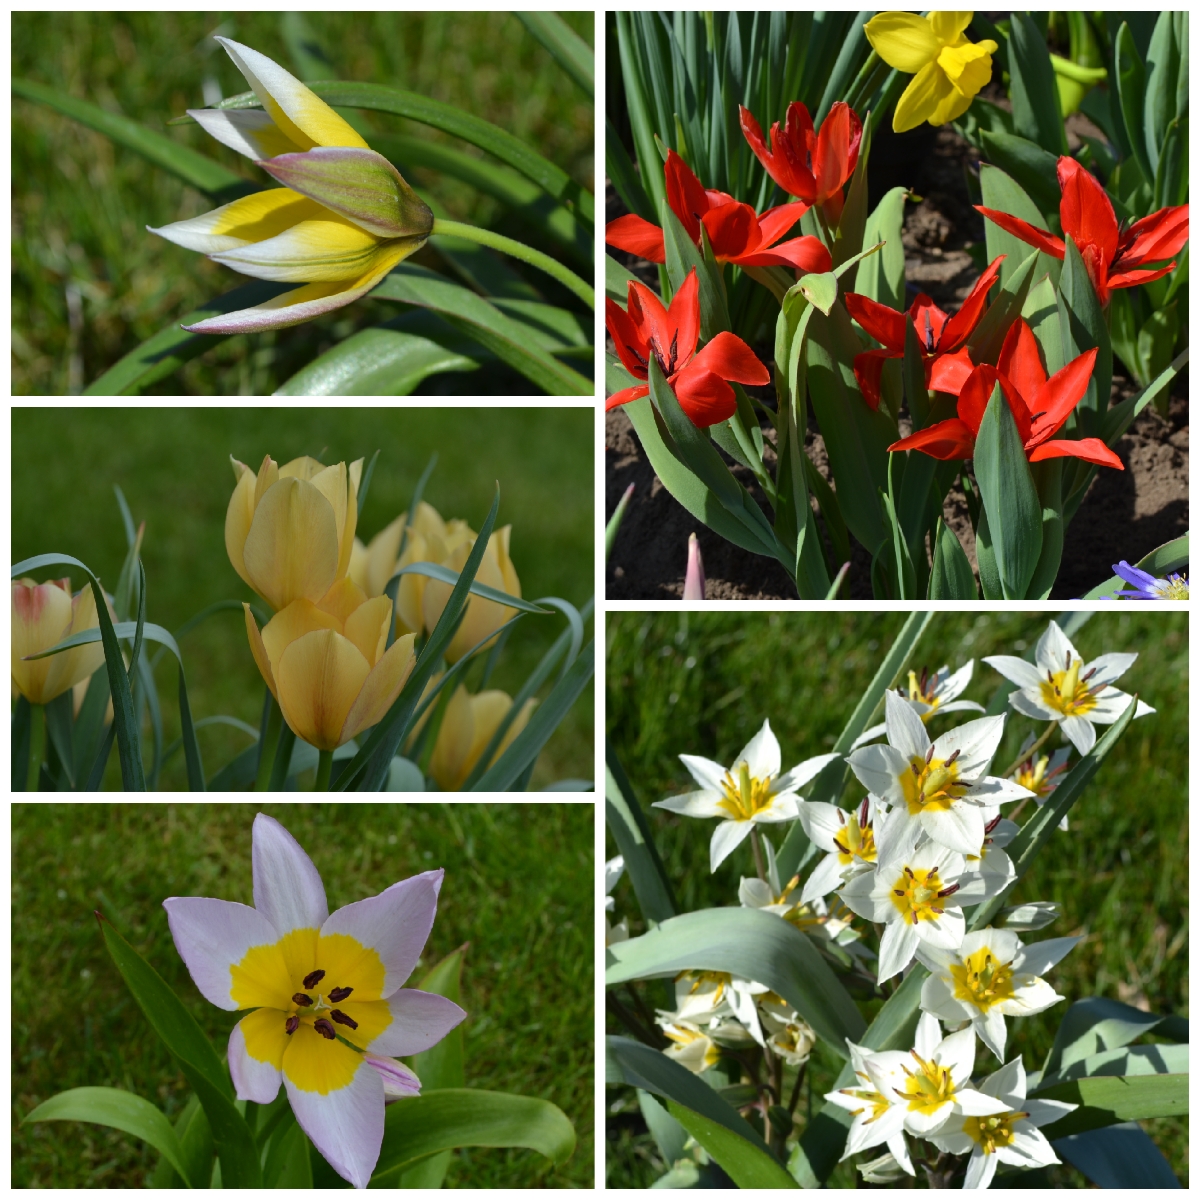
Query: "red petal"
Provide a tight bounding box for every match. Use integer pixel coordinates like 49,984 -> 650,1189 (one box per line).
957,364 -> 1031,442
910,295 -> 950,354
1027,347 -> 1098,446
780,103 -> 818,199
997,317 -> 1047,404
928,347 -> 976,396
845,292 -> 906,349
626,279 -> 672,352
664,149 -> 710,244
975,206 -> 1065,259
756,201 -> 812,248
1106,262 -> 1177,292
689,331 -> 770,387
1057,157 -> 1118,266
852,349 -> 893,411
1117,203 -> 1190,267
605,383 -> 650,411
605,295 -> 650,379
664,268 -> 702,366
889,418 -> 976,460
736,236 -> 832,272
740,105 -> 809,199
701,202 -> 759,259
672,366 -> 738,427
813,102 -> 857,203
1028,438 -> 1124,468
606,214 -> 666,264
939,255 -> 1005,350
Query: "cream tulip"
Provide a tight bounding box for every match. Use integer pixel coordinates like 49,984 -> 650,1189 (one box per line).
226,454 -> 363,612
428,684 -> 535,791
12,577 -> 106,705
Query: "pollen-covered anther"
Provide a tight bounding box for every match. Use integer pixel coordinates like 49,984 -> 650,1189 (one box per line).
303,969 -> 326,989
292,992 -> 314,1007
331,1008 -> 359,1029
285,1015 -> 300,1035
313,1017 -> 337,1040
328,985 -> 354,1002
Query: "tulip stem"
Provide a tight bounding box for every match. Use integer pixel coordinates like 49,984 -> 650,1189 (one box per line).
28,703 -> 45,792
315,749 -> 334,792
255,697 -> 283,792
430,219 -> 595,309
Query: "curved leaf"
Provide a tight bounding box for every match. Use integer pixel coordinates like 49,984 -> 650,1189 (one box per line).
389,563 -> 550,614
1043,996 -> 1187,1079
669,1102 -> 800,1189
371,1088 -> 575,1182
1034,1073 -> 1187,1136
606,907 -> 865,1054
516,13 -> 593,100
929,517 -> 978,598
1007,13 -> 1067,156
1053,1121 -> 1182,1189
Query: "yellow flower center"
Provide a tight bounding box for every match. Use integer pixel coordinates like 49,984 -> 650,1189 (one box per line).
890,865 -> 953,925
832,810 -> 878,865
898,1052 -> 956,1116
962,1111 -> 1025,1155
663,1023 -> 721,1069
840,1070 -> 891,1124
1038,656 -> 1098,717
1014,754 -> 1050,795
679,969 -> 731,1003
717,761 -> 775,820
950,947 -> 1016,1012
904,668 -> 941,714
900,752 -> 966,814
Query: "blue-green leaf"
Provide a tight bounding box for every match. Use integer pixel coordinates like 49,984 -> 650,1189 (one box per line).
605,745 -> 678,926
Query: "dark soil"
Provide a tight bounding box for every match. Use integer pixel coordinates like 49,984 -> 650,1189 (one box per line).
605,118 -> 1189,600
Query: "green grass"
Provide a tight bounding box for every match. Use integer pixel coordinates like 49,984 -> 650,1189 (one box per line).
12,802 -> 594,1188
13,11 -> 593,395
11,407 -> 594,790
606,610 -> 1188,1187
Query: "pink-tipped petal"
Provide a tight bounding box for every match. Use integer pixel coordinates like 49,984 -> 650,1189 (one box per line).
366,989 -> 467,1056
365,1055 -> 422,1100
228,1018 -> 284,1104
285,1060 -> 383,1189
252,813 -> 328,935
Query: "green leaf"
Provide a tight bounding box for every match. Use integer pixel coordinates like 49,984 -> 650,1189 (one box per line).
669,1102 -> 800,1189
12,694 -> 32,792
854,187 -> 906,309
1099,348 -> 1187,447
1007,13 -> 1068,155
1114,23 -> 1152,181
25,1087 -> 195,1186
1053,1122 -> 1182,1189
1143,13 -> 1180,177
516,12 -> 593,100
979,131 -> 1062,219
12,78 -> 256,203
1040,1042 -> 1189,1088
979,166 -> 1060,291
1033,1073 -> 1187,1136
606,252 -> 642,304
606,907 -> 866,1053
1152,117 -> 1187,212
973,382 -> 1042,598
150,1093 -> 214,1189
661,200 -> 731,341
390,563 -> 550,615
1043,996 -> 1186,1078
372,265 -> 590,396
606,115 -> 657,225
605,744 -> 678,925
1024,458 -> 1064,600
371,1089 -> 575,1183
967,249 -> 1039,365
929,518 -> 978,598
1059,236 -> 1112,424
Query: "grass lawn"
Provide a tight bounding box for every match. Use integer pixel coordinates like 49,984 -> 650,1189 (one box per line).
606,610 -> 1188,1187
12,802 -> 594,1188
13,11 -> 593,395
11,406 -> 594,790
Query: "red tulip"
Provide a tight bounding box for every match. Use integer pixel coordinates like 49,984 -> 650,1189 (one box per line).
976,157 -> 1189,306
739,101 -> 863,226
606,150 -> 831,273
889,317 -> 1122,469
843,256 -> 1005,410
605,268 -> 770,427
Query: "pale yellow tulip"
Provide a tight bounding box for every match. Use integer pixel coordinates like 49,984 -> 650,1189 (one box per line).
429,684 -> 536,791
12,577 -> 106,705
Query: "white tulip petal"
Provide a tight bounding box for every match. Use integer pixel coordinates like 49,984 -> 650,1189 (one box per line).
1013,935 -> 1080,977
955,1086 -> 1013,1117
877,919 -> 920,981
932,714 -> 1005,779
710,820 -> 753,871
189,107 -> 302,161
252,812 -> 329,935
921,802 -> 984,855
653,790 -> 726,818
1008,688 -> 1059,721
1059,714 -> 1096,755
964,1150 -> 999,1190
738,720 -> 781,780
679,753 -> 728,792
850,720 -> 887,749
977,1006 -> 1008,1059
847,742 -> 911,803
1036,621 -> 1077,672
935,699 -> 985,715
885,689 -> 930,758
775,751 -> 842,793
982,654 -> 1045,689
800,852 -> 849,903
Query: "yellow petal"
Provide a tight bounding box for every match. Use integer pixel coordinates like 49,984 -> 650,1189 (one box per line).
51,584 -> 106,702
442,533 -> 519,664
342,595 -> 393,665
243,477 -> 341,610
394,531 -> 427,635
244,603 -> 280,702
317,576 -> 368,626
12,578 -> 73,704
225,458 -> 258,591
210,217 -> 387,284
938,40 -> 995,97
254,454 -> 280,507
280,456 -> 327,482
238,1007 -> 290,1070
340,459 -> 364,580
865,12 -> 939,73
348,537 -> 370,594
276,629 -> 370,751
429,685 -> 475,791
340,633 -> 416,743
929,11 -> 974,45
893,60 -> 956,132
410,501 -> 447,542
929,82 -> 977,127
261,599 -> 342,674
282,1022 -> 364,1094
150,189 -> 325,256
462,691 -> 515,782
363,514 -> 406,598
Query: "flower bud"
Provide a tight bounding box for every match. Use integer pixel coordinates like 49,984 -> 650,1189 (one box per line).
12,577 -> 106,705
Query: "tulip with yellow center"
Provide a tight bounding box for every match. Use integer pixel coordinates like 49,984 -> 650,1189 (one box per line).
12,577 -> 106,705
227,454 -> 363,613
865,12 -> 998,132
428,684 -> 535,791
244,576 -> 416,756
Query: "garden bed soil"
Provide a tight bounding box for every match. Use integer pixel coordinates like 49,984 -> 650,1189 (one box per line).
606,118 -> 1189,600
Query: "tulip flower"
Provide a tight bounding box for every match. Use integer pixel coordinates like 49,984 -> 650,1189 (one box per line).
739,101 -> 863,226
606,268 -> 770,427
656,1018 -> 721,1074
852,660 -> 985,748
164,813 -> 466,1188
888,318 -> 1124,468
419,524 -> 522,664
605,150 -> 831,273
150,38 -> 433,335
865,12 -> 998,133
844,255 -> 1004,410
977,157 -> 1189,306
244,578 -> 416,752
12,577 -> 106,705
825,1040 -> 917,1173
227,453 -> 363,613
428,684 -> 535,790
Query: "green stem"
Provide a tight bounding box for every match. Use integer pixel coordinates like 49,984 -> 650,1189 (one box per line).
999,723 -> 1057,782
315,749 -> 334,792
430,218 -> 595,309
28,703 -> 45,792
255,696 -> 283,792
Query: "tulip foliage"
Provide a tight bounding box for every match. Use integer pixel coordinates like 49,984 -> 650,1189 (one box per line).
605,612 -> 1186,1189
14,14 -> 594,395
606,11 -> 1189,599
11,457 -> 593,792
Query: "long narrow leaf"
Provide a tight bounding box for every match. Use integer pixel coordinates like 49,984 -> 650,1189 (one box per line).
516,13 -> 593,99
605,744 -> 678,925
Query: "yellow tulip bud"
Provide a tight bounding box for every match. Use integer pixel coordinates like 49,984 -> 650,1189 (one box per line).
243,584 -> 415,752
226,453 -> 364,612
429,685 -> 536,791
12,577 -> 107,705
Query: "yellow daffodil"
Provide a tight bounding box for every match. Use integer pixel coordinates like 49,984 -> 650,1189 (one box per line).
865,12 -> 998,132
244,577 -> 416,751
226,454 -> 363,613
11,577 -> 105,704
150,38 -> 432,334
428,684 -> 535,791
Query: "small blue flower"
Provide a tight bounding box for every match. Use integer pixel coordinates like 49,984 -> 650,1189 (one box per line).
1112,561 -> 1189,600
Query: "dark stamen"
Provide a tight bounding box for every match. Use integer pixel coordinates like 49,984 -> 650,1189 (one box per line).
1082,667 -> 1098,681
303,969 -> 326,989
331,1009 -> 358,1030
938,883 -> 960,898
985,815 -> 1002,833
285,1015 -> 299,1035
314,1018 -> 337,1040
911,762 -> 922,777
894,888 -> 906,897
625,343 -> 649,370
945,748 -> 961,765
925,744 -> 935,764
328,986 -> 353,1003
292,992 -> 313,1007
859,797 -> 869,826
667,330 -> 679,375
